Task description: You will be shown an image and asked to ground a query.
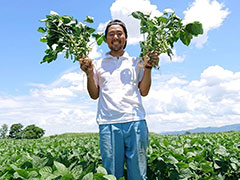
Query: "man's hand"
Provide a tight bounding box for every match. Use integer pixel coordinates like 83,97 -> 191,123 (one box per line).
79,57 -> 94,76
145,51 -> 159,69
78,57 -> 99,99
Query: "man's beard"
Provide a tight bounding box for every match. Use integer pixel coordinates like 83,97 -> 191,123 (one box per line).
110,46 -> 122,52
110,40 -> 125,52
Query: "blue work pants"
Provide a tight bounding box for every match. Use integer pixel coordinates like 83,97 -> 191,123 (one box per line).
99,120 -> 149,180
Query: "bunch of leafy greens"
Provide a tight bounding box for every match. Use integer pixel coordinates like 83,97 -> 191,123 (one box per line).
38,11 -> 104,64
131,9 -> 203,69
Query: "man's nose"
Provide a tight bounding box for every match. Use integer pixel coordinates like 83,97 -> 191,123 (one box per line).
113,34 -> 118,39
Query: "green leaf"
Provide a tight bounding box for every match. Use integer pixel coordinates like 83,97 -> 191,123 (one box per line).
167,155 -> 178,164
163,139 -> 169,147
215,145 -> 228,156
65,50 -> 69,59
177,162 -> 189,169
40,36 -> 48,43
166,48 -> 173,58
82,172 -> 93,180
60,174 -> 74,180
189,162 -> 198,170
201,162 -> 213,173
96,166 -> 108,175
65,20 -> 77,26
214,161 -> 221,169
179,168 -> 193,179
185,21 -> 203,36
39,166 -> 52,177
92,33 -> 105,45
54,161 -> 69,176
15,169 -> 29,178
41,54 -> 55,64
71,165 -> 82,179
38,27 -> 46,33
40,18 -> 47,22
140,26 -> 148,33
32,155 -> 48,168
103,175 -> 117,180
231,163 -> 237,171
85,16 -> 94,23
93,173 -> 105,179
146,20 -> 155,30
180,31 -> 192,46
86,27 -> 96,34
0,172 -> 9,179
28,170 -> 38,178
192,21 -> 203,35
131,11 -> 145,20
157,17 -> 168,23
61,16 -> 72,24
186,152 -> 196,158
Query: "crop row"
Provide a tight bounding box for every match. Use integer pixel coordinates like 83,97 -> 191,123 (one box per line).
0,132 -> 240,179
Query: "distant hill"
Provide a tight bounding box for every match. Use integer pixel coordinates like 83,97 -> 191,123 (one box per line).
161,123 -> 240,135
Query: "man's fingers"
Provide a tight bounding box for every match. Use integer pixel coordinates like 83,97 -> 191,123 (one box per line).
79,58 -> 92,67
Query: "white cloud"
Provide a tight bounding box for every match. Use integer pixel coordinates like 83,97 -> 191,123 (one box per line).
144,65 -> 240,133
183,0 -> 230,48
42,87 -> 75,98
99,0 -> 230,50
88,37 -> 102,59
97,22 -> 109,32
168,77 -> 188,85
99,0 -> 187,63
1,65 -> 240,135
106,0 -> 162,45
159,49 -> 185,64
0,71 -> 98,136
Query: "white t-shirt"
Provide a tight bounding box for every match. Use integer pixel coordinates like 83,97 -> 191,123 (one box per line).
93,51 -> 146,125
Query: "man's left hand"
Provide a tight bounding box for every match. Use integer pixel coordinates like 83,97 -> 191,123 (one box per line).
145,51 -> 159,69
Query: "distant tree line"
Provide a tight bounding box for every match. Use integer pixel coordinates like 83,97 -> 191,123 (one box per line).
0,123 -> 45,139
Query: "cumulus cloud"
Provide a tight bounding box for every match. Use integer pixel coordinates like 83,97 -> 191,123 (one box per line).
183,0 -> 230,48
0,71 -> 98,136
144,65 -> 240,133
96,0 -> 229,65
1,65 -> 240,135
88,37 -> 102,59
97,0 -> 186,62
159,49 -> 185,64
99,0 -> 162,45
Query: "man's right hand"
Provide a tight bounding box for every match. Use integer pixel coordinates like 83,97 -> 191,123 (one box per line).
79,57 -> 94,76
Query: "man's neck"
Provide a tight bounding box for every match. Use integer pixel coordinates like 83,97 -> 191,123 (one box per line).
110,50 -> 124,58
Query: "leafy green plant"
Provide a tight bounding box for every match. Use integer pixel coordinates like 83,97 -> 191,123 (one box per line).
131,9 -> 203,68
38,11 -> 104,64
1,132 -> 239,179
0,124 -> 8,139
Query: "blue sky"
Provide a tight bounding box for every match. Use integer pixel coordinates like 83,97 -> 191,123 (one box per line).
0,0 -> 239,136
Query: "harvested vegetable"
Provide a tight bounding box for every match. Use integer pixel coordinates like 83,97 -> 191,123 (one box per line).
131,9 -> 203,68
38,11 -> 104,64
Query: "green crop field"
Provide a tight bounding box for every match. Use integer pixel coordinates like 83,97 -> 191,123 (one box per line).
0,132 -> 240,179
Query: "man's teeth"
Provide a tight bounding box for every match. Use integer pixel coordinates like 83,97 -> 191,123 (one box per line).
112,41 -> 120,45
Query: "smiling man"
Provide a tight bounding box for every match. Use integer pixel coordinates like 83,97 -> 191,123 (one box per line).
79,19 -> 158,180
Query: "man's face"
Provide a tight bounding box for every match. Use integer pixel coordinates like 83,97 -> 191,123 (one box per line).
106,25 -> 127,53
